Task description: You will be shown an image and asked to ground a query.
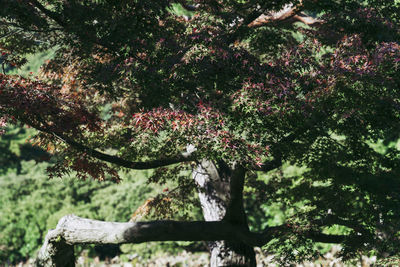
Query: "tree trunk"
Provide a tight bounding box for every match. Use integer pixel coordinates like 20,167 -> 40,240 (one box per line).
193,159 -> 256,267
36,159 -> 257,266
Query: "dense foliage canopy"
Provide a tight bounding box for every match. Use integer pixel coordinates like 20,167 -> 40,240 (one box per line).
1,0 -> 400,265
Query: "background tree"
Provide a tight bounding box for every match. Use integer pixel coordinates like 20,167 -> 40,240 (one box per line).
1,0 -> 400,266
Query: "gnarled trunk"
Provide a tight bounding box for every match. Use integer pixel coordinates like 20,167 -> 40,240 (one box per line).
193,160 -> 256,267
36,159 -> 257,266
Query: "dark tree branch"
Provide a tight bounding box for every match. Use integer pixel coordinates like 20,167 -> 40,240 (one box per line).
305,231 -> 346,244
54,131 -> 196,169
0,21 -> 62,33
253,112 -> 325,173
248,225 -> 347,247
29,120 -> 196,170
0,29 -> 22,40
28,0 -> 120,54
314,214 -> 367,235
28,0 -> 67,28
253,157 -> 283,172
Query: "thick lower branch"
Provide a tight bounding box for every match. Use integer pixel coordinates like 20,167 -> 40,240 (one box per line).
36,214 -> 347,266
39,214 -> 347,248
46,215 -> 249,245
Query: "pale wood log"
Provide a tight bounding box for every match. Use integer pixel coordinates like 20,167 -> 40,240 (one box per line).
35,214 -> 346,266
248,3 -> 324,28
35,214 -> 261,266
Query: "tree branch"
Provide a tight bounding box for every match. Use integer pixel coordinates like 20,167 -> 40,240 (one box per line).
247,3 -> 324,28
28,0 -> 67,28
248,4 -> 297,27
0,29 -> 22,40
55,131 -> 196,169
254,157 -> 283,172
31,121 -> 196,170
0,21 -> 62,34
36,215 -> 347,265
292,12 -> 324,26
27,0 -> 122,54
253,112 -> 325,173
305,231 -> 346,244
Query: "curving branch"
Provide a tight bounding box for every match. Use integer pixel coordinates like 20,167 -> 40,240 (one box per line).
36,215 -> 347,266
42,127 -> 196,170
53,130 -> 196,169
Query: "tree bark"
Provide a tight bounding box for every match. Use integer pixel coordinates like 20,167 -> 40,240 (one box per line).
34,215 -> 265,266
193,159 -> 256,267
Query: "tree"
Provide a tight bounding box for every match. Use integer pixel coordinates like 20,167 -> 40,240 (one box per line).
0,0 -> 400,266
